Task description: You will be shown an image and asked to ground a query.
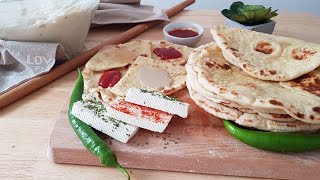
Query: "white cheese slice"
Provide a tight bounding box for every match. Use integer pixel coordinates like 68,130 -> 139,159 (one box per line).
71,100 -> 139,143
106,98 -> 173,133
125,88 -> 189,118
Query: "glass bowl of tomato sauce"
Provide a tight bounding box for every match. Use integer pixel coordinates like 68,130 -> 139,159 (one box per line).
163,22 -> 204,47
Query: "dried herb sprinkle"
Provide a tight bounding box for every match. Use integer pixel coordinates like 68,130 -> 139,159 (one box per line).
139,89 -> 184,103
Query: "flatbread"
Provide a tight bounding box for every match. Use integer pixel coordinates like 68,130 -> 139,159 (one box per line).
211,25 -> 320,81
188,81 -> 320,132
191,43 -> 320,123
151,40 -> 193,65
86,40 -> 152,71
111,56 -> 186,96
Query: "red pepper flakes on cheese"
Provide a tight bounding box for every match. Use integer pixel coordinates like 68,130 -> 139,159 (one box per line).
109,98 -> 173,124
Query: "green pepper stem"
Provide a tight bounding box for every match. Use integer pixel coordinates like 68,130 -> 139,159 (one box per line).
116,164 -> 130,180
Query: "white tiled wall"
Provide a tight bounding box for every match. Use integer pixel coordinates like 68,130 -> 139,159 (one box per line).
142,0 -> 319,15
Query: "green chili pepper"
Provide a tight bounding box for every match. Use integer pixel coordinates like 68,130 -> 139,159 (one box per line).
223,120 -> 320,152
68,69 -> 130,179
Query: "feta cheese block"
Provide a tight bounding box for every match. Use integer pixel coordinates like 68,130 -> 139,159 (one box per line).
125,88 -> 189,118
71,100 -> 139,143
106,98 -> 174,133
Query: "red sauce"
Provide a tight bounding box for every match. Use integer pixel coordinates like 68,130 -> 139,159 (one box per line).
153,47 -> 182,60
99,70 -> 121,88
168,28 -> 199,38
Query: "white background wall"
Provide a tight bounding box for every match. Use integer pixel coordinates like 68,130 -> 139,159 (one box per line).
142,0 -> 320,15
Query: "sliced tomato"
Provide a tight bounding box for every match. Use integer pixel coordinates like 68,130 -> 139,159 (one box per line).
153,47 -> 182,60
99,70 -> 121,88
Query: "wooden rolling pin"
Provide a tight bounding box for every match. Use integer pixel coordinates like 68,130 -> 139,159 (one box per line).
0,0 -> 195,109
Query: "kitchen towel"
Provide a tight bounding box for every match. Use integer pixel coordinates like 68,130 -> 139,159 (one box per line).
0,40 -> 68,94
92,0 -> 169,25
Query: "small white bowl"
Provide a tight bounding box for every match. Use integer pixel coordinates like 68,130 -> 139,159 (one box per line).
163,22 -> 204,47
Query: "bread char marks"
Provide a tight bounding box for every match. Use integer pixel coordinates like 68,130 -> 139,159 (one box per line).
255,42 -> 274,54
295,112 -> 305,119
257,112 -> 295,122
292,48 -> 317,60
288,73 -> 320,97
313,107 -> 320,114
269,70 -> 277,75
242,83 -> 256,89
269,99 -> 283,106
226,46 -> 243,58
205,61 -> 231,70
270,113 -> 292,119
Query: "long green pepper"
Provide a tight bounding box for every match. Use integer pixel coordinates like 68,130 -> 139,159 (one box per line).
68,69 -> 130,179
223,120 -> 320,152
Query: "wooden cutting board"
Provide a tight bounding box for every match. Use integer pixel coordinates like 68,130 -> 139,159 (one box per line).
49,89 -> 320,180
49,11 -> 320,180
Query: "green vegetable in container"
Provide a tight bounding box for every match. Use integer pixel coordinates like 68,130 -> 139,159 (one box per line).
223,120 -> 320,153
221,1 -> 278,25
68,69 -> 130,179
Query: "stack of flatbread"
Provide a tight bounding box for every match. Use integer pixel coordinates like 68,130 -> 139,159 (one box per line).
83,40 -> 192,103
186,25 -> 320,133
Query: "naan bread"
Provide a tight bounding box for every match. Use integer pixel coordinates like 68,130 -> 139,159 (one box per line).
211,25 -> 320,81
191,43 -> 320,123
111,56 -> 186,96
86,40 -> 152,71
151,40 -> 193,65
188,81 -> 320,132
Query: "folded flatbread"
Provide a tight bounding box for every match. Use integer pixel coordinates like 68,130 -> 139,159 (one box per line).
211,25 -> 320,81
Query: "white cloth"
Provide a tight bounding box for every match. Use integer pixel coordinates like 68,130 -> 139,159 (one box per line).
92,0 -> 169,25
0,40 -> 68,94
